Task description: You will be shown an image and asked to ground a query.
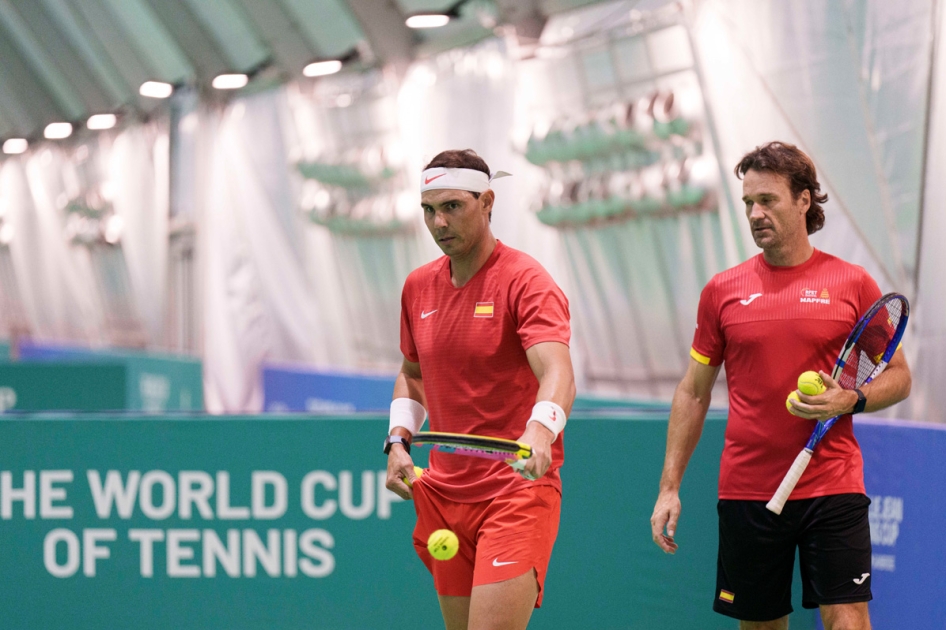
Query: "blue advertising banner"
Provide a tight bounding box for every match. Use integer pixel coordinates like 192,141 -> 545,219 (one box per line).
852,418 -> 946,629
260,365 -> 690,415
262,365 -> 396,412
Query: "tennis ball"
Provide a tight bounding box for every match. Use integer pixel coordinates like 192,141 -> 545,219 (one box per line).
786,391 -> 801,415
404,466 -> 424,488
427,529 -> 459,561
797,371 -> 826,396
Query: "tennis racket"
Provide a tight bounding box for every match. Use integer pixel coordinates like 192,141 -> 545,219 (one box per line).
766,292 -> 909,515
412,432 -> 532,470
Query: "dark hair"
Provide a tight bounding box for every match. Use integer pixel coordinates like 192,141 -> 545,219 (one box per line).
734,141 -> 827,234
423,149 -> 490,201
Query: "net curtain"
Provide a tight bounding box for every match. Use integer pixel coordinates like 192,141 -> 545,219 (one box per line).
0,124 -> 167,347
200,91 -> 331,412
691,0 -> 938,419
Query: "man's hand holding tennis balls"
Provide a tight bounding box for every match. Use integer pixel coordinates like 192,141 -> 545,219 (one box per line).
786,370 -> 860,421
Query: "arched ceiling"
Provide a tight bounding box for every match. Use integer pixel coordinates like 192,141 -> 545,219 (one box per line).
0,0 -> 609,141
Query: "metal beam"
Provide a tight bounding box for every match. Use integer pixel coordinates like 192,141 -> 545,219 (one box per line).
71,0 -> 153,94
0,0 -> 87,120
179,0 -> 270,73
277,0 -> 365,58
0,71 -> 42,136
39,0 -> 132,107
232,0 -> 316,74
0,21 -> 65,133
345,0 -> 414,64
147,0 -> 232,80
0,107 -> 15,138
98,0 -> 195,83
11,0 -> 111,113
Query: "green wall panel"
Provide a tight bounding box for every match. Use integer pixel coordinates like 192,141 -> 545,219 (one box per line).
13,345 -> 203,411
0,364 -> 126,411
0,414 -> 816,629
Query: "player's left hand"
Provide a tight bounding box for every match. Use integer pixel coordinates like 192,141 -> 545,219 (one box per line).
788,370 -> 859,421
516,421 -> 554,481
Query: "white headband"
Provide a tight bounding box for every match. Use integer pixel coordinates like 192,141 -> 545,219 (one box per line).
420,167 -> 512,193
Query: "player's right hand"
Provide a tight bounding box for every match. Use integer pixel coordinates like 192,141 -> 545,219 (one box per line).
650,490 -> 681,554
385,443 -> 417,500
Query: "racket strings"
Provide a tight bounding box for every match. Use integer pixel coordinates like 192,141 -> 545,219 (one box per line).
838,299 -> 904,389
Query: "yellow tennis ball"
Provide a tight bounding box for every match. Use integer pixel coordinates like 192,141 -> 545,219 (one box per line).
797,371 -> 826,396
427,529 -> 459,561
786,391 -> 801,415
404,466 -> 424,488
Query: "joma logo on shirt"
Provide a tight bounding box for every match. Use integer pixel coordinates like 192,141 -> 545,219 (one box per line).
800,288 -> 830,304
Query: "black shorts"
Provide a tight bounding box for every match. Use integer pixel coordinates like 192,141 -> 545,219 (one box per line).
714,493 -> 872,622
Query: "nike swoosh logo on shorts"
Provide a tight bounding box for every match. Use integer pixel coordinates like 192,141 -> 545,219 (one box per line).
492,558 -> 518,567
421,310 -> 437,319
425,174 -> 446,185
739,293 -> 762,306
853,573 -> 870,584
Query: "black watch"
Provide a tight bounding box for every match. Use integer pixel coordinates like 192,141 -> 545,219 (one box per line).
383,435 -> 411,455
851,388 -> 867,415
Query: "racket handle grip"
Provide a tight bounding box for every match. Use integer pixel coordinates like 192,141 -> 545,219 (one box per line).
766,449 -> 813,515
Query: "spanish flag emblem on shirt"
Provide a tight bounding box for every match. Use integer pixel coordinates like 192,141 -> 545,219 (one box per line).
718,590 -> 735,603
474,302 -> 494,318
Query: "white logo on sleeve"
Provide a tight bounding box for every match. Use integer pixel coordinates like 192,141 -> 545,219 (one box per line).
421,309 -> 438,319
739,293 -> 763,306
853,573 -> 870,584
492,558 -> 518,567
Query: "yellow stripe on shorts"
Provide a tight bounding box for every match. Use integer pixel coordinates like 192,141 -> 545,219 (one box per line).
690,348 -> 711,365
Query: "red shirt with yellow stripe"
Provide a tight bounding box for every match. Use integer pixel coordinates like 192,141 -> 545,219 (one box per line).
400,241 -> 571,503
691,249 -> 881,500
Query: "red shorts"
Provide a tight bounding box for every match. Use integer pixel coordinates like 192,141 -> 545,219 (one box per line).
412,479 -> 561,607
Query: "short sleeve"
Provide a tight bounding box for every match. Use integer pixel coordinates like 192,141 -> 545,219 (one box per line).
691,279 -> 724,366
510,266 -> 570,351
857,270 -> 883,314
399,276 -> 419,363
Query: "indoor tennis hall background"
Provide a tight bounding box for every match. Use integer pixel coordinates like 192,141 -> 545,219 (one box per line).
0,0 -> 944,628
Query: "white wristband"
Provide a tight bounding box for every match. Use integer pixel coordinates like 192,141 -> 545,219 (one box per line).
389,398 -> 427,435
527,401 -> 567,440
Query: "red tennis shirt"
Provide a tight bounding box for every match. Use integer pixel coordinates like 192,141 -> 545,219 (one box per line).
400,241 -> 571,503
691,249 -> 881,500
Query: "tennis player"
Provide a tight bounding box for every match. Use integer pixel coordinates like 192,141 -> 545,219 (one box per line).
650,142 -> 911,630
383,149 -> 575,630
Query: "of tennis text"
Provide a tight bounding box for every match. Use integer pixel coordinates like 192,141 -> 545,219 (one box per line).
0,469 -> 407,578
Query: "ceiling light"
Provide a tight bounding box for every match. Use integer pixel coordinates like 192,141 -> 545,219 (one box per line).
44,122 -> 73,140
304,60 -> 343,77
212,73 -> 249,90
139,81 -> 173,98
406,14 -> 451,28
87,114 -> 117,130
2,138 -> 28,155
